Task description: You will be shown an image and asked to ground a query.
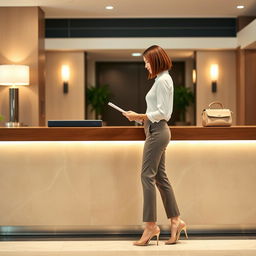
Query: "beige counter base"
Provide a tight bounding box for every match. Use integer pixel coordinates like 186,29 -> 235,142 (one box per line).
0,140 -> 256,233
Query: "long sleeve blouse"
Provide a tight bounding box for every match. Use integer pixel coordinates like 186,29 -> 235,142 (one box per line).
145,70 -> 174,123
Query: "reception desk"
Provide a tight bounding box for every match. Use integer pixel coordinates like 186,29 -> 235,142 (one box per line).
0,126 -> 256,235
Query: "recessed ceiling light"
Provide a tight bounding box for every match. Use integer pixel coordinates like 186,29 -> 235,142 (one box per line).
105,6 -> 114,10
132,53 -> 142,57
237,5 -> 245,9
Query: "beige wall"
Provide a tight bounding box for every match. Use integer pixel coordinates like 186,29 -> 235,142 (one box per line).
45,51 -> 85,121
0,7 -> 45,126
0,140 -> 255,232
196,51 -> 237,126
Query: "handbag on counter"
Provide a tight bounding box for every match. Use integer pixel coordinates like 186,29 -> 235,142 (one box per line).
202,102 -> 233,127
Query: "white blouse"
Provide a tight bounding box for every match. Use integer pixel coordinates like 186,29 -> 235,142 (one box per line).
145,70 -> 174,123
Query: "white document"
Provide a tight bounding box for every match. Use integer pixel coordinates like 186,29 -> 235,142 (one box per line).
108,102 -> 126,113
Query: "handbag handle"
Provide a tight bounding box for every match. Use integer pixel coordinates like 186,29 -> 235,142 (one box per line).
208,101 -> 224,109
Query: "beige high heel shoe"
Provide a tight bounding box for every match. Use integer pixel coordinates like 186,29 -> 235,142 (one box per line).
165,220 -> 188,245
133,226 -> 160,246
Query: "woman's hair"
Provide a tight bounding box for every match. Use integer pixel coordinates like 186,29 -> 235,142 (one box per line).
143,45 -> 172,79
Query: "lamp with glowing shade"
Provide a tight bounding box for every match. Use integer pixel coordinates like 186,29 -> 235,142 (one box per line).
0,65 -> 29,127
210,64 -> 219,93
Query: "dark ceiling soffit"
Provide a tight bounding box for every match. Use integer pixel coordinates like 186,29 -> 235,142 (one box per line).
45,18 -> 237,38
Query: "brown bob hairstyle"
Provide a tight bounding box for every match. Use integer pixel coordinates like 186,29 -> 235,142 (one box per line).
143,45 -> 172,79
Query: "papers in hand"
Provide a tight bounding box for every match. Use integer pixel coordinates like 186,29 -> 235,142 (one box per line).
108,102 -> 126,113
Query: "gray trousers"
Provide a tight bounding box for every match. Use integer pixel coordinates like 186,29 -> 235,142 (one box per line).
142,119 -> 180,222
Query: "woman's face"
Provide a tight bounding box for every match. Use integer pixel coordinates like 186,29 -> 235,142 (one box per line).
143,57 -> 152,74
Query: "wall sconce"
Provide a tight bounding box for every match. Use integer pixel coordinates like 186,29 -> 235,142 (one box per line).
0,64 -> 29,127
210,64 -> 218,93
61,65 -> 70,94
192,69 -> 196,84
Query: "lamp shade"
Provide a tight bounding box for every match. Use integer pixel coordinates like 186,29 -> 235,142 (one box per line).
0,65 -> 29,86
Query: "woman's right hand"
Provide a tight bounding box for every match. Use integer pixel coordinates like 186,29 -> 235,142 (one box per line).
123,111 -> 140,122
123,111 -> 147,122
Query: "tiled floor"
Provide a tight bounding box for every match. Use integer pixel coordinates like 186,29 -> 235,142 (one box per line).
0,239 -> 256,256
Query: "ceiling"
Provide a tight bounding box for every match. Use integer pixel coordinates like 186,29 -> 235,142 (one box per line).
0,0 -> 256,18
1,0 -> 255,56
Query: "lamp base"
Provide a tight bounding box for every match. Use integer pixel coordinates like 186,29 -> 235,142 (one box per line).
5,122 -> 21,128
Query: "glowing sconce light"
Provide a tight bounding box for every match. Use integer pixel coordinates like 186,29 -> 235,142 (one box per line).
210,64 -> 218,93
192,69 -> 196,84
61,65 -> 70,94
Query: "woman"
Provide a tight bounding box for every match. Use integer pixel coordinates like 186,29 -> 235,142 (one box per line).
123,45 -> 187,246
